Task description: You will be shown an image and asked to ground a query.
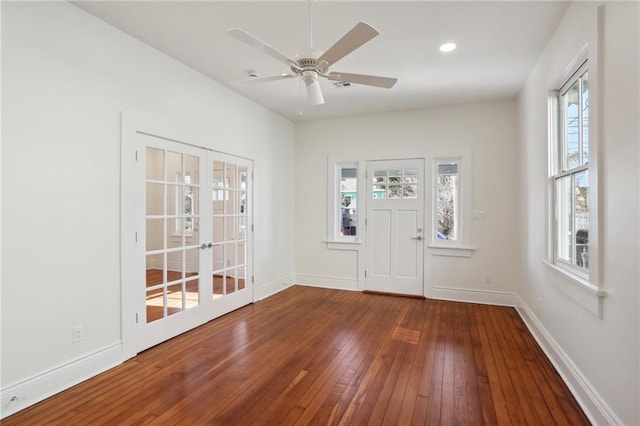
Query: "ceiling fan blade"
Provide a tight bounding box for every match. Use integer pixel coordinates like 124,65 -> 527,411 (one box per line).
232,74 -> 297,86
326,72 -> 397,89
306,80 -> 325,105
316,22 -> 379,68
226,28 -> 300,70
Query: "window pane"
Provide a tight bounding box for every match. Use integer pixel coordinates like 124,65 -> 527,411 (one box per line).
403,184 -> 417,198
340,167 -> 357,237
581,72 -> 589,165
436,173 -> 458,240
563,80 -> 580,170
388,170 -> 401,184
373,170 -> 386,184
436,162 -> 459,241
403,169 -> 418,183
388,185 -> 402,198
555,175 -> 572,263
574,171 -> 589,269
372,184 -> 386,199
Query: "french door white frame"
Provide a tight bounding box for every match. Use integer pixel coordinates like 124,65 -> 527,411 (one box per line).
120,112 -> 254,360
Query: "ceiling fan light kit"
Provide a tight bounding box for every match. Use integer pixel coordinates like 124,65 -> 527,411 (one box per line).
227,11 -> 397,107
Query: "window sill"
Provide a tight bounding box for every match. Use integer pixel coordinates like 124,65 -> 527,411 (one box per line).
427,244 -> 474,258
542,260 -> 605,317
325,240 -> 361,251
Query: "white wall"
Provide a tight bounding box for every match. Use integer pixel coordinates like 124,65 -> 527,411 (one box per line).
517,2 -> 639,424
294,100 -> 521,302
1,1 -> 294,414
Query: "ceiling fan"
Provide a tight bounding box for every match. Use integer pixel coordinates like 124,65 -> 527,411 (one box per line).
226,3 -> 397,106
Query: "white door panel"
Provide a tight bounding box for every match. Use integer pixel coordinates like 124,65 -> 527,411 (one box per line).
371,209 -> 392,276
366,159 -> 424,296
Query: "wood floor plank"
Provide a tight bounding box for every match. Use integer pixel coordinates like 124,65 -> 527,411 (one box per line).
3,286 -> 590,426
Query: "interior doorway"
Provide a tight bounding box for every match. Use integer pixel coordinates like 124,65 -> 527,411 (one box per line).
122,121 -> 253,353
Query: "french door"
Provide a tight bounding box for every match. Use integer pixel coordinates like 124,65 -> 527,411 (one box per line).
365,159 -> 424,296
138,134 -> 252,351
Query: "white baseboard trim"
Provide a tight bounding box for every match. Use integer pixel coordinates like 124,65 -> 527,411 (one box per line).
256,274 -> 296,301
294,274 -> 358,292
430,285 -> 516,307
0,342 -> 123,419
514,295 -> 621,426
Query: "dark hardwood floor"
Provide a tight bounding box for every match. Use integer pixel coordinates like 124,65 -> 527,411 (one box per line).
4,286 -> 590,425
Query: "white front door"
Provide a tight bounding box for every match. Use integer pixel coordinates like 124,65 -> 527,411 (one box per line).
136,133 -> 253,351
365,159 -> 424,296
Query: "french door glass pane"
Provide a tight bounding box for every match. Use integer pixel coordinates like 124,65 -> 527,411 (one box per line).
226,163 -> 237,188
146,219 -> 164,251
146,183 -> 164,215
146,287 -> 164,323
146,147 -> 164,180
238,267 -> 246,290
185,278 -> 199,309
146,255 -> 163,287
167,151 -> 182,180
166,283 -> 183,317
213,273 -> 224,297
184,154 -> 199,184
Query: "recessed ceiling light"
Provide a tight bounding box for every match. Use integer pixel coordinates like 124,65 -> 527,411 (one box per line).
439,42 -> 457,53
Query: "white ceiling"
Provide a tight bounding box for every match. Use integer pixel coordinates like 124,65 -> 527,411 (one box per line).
73,1 -> 569,122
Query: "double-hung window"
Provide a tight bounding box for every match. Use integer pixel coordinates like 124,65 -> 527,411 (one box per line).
551,60 -> 590,274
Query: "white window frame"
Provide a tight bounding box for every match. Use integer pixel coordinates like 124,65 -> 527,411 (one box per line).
429,152 -> 472,256
545,47 -> 604,316
551,60 -> 590,277
326,158 -> 364,246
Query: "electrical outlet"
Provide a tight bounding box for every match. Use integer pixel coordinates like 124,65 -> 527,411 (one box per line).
72,324 -> 84,343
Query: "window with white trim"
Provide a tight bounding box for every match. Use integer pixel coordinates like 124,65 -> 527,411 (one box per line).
327,160 -> 360,242
339,165 -> 358,237
430,153 -> 472,252
435,161 -> 460,241
551,60 -> 590,275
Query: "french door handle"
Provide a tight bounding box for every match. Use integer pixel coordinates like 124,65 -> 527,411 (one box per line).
411,235 -> 423,241
200,242 -> 213,249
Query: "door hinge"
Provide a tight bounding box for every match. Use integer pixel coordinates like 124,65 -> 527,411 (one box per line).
364,270 -> 367,278
135,313 -> 139,324
135,150 -> 138,162
365,218 -> 367,226
252,276 -> 255,284
135,231 -> 138,242
251,224 -> 254,232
